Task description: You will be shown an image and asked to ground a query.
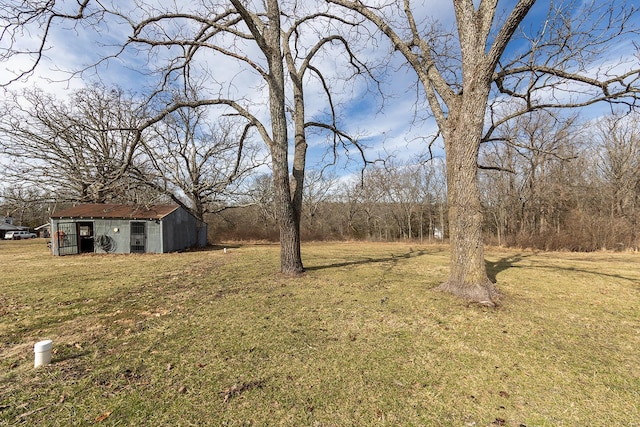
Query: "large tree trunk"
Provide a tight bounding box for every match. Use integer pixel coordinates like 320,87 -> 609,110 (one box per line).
265,0 -> 304,275
289,59 -> 307,272
437,96 -> 499,305
273,166 -> 304,274
270,118 -> 304,275
270,113 -> 304,274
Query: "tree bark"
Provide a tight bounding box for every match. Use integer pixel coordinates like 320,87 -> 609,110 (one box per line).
263,0 -> 304,274
437,92 -> 499,305
272,149 -> 304,274
270,101 -> 304,273
286,37 -> 307,275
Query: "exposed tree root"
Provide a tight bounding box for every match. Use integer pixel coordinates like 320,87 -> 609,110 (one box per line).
436,280 -> 500,307
279,267 -> 305,276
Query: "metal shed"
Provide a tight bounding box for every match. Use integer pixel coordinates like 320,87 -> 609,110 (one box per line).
49,204 -> 207,255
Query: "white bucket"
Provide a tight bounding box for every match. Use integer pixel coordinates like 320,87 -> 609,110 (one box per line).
34,340 -> 53,368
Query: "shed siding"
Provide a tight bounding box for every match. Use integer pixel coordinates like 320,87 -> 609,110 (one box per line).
162,208 -> 207,251
93,219 -> 163,254
145,221 -> 163,253
94,219 -> 128,254
50,205 -> 206,255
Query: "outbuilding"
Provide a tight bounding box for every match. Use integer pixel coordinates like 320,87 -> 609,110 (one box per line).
50,204 -> 207,255
0,222 -> 22,240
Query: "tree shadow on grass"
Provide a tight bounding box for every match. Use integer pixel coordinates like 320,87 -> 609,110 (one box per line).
485,254 -> 528,283
485,253 -> 640,285
305,247 -> 434,271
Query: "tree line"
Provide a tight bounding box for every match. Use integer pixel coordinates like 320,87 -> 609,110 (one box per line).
210,110 -> 640,253
1,0 -> 639,305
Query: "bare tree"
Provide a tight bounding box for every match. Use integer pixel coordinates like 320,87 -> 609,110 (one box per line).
0,86 -> 153,204
594,112 -> 640,246
595,113 -> 640,217
337,179 -> 370,239
374,161 -> 423,239
0,186 -> 50,228
144,103 -> 265,221
243,172 -> 278,233
349,168 -> 391,239
415,160 -> 447,243
328,0 -> 640,305
301,169 -> 338,235
479,141 -> 519,246
480,111 -> 580,242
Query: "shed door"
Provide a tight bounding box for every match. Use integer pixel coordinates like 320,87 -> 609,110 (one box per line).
77,222 -> 94,253
55,222 -> 78,256
130,222 -> 146,253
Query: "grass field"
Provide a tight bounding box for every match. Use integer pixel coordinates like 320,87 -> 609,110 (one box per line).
1,239 -> 639,426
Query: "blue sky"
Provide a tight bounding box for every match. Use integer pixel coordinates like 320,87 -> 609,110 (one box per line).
1,0 -> 638,183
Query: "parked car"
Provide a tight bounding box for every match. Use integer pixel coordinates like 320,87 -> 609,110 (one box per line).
4,230 -> 37,240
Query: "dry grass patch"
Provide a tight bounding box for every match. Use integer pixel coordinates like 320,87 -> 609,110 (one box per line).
1,239 -> 639,426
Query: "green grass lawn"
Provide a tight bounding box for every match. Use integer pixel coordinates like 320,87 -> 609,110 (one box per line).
1,239 -> 639,426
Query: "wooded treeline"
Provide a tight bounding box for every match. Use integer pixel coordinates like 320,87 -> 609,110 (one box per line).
209,109 -> 640,252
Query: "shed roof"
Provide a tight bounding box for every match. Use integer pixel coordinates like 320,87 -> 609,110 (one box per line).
51,204 -> 180,220
0,223 -> 22,231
